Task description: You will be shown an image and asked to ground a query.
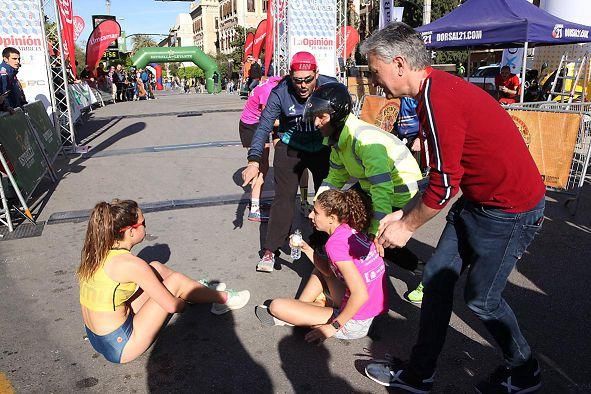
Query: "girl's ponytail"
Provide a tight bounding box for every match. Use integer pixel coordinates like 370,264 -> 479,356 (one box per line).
343,188 -> 372,233
316,188 -> 373,233
77,199 -> 139,282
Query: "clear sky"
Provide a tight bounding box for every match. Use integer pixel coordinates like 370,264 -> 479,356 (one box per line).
73,0 -> 194,45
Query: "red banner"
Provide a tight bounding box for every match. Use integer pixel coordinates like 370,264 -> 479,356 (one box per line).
73,15 -> 85,41
337,26 -> 360,59
244,32 -> 254,61
57,0 -> 77,77
252,19 -> 267,59
85,20 -> 121,73
264,0 -> 273,75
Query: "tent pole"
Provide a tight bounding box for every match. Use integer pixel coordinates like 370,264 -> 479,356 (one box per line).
520,42 -> 528,103
467,49 -> 471,78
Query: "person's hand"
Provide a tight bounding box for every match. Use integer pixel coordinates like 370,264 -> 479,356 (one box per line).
378,219 -> 414,249
7,107 -> 15,115
241,163 -> 260,187
305,324 -> 337,345
368,233 -> 385,257
290,237 -> 312,254
411,138 -> 421,152
376,210 -> 404,238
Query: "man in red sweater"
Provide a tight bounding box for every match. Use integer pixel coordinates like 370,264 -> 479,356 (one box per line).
495,65 -> 521,104
360,23 -> 545,394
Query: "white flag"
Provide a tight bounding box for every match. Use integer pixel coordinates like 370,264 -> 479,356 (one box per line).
379,0 -> 404,30
501,48 -> 524,76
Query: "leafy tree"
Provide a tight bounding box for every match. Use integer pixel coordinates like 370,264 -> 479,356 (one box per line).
177,66 -> 204,79
131,35 -> 157,56
395,0 -> 468,66
75,43 -> 86,74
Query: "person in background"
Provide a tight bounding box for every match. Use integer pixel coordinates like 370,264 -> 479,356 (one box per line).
239,76 -> 283,222
247,58 -> 262,92
495,65 -> 521,104
0,47 -> 27,109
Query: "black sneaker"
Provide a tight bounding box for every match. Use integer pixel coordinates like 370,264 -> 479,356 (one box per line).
475,358 -> 541,394
364,361 -> 434,393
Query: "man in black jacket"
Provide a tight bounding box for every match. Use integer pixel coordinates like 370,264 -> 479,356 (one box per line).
247,58 -> 262,92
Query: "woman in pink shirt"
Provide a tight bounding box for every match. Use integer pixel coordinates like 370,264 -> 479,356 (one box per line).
255,189 -> 388,341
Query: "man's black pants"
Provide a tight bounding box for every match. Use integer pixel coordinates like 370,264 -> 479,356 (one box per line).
264,141 -> 330,253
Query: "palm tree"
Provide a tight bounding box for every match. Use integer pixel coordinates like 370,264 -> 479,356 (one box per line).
131,35 -> 157,56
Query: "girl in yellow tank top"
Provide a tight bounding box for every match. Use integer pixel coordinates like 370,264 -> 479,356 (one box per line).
78,199 -> 251,363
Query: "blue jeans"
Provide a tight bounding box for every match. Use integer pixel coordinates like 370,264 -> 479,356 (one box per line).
409,197 -> 545,377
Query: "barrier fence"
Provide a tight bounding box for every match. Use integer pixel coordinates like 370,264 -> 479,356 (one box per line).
0,103 -> 61,231
506,101 -> 591,213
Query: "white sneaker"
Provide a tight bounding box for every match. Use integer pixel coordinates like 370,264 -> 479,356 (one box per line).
211,290 -> 250,315
198,278 -> 227,291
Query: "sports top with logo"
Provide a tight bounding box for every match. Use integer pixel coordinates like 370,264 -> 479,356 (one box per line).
325,223 -> 388,320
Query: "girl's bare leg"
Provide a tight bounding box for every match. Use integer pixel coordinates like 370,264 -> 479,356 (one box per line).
121,269 -> 228,363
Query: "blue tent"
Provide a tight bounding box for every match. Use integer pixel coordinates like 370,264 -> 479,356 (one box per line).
416,0 -> 591,50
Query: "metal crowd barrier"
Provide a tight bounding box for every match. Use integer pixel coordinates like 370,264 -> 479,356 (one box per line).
505,101 -> 591,213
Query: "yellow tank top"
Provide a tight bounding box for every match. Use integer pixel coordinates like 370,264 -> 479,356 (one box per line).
79,249 -> 138,312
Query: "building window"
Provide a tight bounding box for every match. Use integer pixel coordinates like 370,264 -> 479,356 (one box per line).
247,0 -> 255,12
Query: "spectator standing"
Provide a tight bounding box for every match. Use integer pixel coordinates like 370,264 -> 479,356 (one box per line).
0,47 -> 27,109
247,58 -> 262,92
114,64 -> 126,102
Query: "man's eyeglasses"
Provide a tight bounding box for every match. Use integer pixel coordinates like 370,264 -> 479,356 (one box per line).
119,219 -> 146,233
292,75 -> 315,85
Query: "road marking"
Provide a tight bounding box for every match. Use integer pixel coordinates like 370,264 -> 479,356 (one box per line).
0,372 -> 15,394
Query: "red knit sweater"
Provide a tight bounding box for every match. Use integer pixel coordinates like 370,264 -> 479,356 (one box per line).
416,69 -> 545,213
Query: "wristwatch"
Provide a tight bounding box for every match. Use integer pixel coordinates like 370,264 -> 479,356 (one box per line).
331,320 -> 342,330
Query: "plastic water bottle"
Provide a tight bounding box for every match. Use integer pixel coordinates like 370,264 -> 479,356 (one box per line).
290,229 -> 303,260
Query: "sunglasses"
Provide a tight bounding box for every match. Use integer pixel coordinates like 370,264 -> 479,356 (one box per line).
119,219 -> 146,233
292,75 -> 315,85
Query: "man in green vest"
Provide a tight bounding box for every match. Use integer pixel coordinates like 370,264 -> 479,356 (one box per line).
305,82 -> 424,269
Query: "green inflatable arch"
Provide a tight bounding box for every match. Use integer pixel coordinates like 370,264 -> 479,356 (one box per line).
131,46 -> 220,93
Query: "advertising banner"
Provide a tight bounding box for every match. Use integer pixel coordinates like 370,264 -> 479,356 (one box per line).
57,0 -> 77,77
0,110 -> 48,200
264,0 -> 274,76
85,20 -> 121,73
24,101 -> 62,163
287,0 -> 337,76
73,15 -> 86,41
336,26 -> 360,59
0,0 -> 52,116
244,32 -> 254,60
508,109 -> 580,189
68,82 -> 97,123
252,20 -> 267,59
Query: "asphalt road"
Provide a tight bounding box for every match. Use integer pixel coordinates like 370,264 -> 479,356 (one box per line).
0,90 -> 590,393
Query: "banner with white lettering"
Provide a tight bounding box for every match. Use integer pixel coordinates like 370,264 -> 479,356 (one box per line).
501,47 -> 524,76
0,0 -> 53,117
287,0 -> 337,76
379,1 -> 404,30
57,0 -> 77,78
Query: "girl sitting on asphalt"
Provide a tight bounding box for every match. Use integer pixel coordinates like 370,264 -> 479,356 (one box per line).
78,199 -> 250,363
255,189 -> 388,342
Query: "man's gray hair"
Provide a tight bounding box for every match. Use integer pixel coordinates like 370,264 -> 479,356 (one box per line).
360,22 -> 431,70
